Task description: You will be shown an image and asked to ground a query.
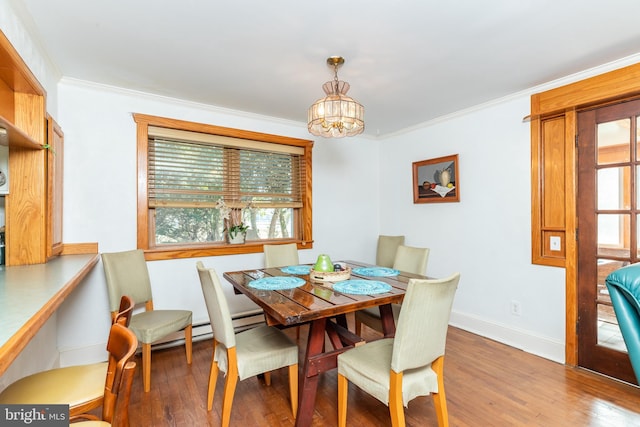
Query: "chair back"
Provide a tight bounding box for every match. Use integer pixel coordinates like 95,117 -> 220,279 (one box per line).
113,295 -> 135,327
391,273 -> 460,373
393,245 -> 430,275
102,250 -> 154,312
376,235 -> 405,268
605,264 -> 640,383
104,361 -> 136,427
196,262 -> 236,349
264,243 -> 299,267
102,323 -> 138,423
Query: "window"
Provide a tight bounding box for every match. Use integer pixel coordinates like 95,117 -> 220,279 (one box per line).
134,114 -> 313,260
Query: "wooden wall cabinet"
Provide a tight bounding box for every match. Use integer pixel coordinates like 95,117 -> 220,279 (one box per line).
0,29 -> 57,265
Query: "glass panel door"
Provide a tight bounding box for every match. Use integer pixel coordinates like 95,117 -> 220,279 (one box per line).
577,99 -> 640,384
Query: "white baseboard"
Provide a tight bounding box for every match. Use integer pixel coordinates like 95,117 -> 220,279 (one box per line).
59,310 -> 265,367
449,310 -> 565,364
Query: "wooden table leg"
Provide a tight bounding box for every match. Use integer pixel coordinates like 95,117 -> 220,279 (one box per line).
295,317 -> 327,427
335,313 -> 348,329
379,303 -> 396,338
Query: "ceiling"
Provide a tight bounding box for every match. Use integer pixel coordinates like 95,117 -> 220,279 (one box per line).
10,0 -> 640,137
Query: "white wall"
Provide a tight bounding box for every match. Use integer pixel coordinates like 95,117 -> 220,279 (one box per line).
380,96 -> 567,360
54,80 -> 380,364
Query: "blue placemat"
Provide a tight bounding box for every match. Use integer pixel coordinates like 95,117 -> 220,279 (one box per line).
280,265 -> 312,275
248,276 -> 306,290
352,267 -> 400,277
332,280 -> 392,295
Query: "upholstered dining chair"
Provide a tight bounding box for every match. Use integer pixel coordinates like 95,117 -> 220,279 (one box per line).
355,245 -> 430,335
0,296 -> 134,416
72,323 -> 138,427
102,249 -> 193,392
376,235 -> 405,268
264,242 -> 302,338
196,262 -> 299,426
605,263 -> 640,383
264,243 -> 300,268
338,273 -> 460,427
393,245 -> 430,277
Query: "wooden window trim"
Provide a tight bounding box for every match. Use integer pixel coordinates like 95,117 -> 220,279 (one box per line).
134,113 -> 314,260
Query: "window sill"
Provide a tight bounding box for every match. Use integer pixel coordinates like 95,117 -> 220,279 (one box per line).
142,241 -> 313,261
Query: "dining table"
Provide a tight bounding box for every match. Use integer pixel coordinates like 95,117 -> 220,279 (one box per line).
223,260 -> 425,427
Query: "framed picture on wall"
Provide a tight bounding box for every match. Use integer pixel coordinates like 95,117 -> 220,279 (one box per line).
412,154 -> 459,203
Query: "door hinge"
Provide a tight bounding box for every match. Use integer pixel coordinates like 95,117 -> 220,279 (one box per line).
575,134 -> 579,147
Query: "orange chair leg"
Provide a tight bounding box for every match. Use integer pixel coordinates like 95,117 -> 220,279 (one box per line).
221,374 -> 238,425
185,324 -> 193,364
431,356 -> 449,427
289,364 -> 298,418
221,372 -> 238,427
207,341 -> 220,411
389,370 -> 404,427
337,373 -> 348,427
142,343 -> 152,392
264,371 -> 272,386
221,347 -> 239,427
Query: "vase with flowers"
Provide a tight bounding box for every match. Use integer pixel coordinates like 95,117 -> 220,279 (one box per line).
216,199 -> 251,244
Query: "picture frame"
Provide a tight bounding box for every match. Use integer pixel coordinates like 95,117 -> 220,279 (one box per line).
412,154 -> 459,203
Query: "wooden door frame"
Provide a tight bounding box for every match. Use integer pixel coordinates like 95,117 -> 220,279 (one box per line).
531,61 -> 640,365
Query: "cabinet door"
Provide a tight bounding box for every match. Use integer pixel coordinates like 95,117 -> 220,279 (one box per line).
46,115 -> 63,259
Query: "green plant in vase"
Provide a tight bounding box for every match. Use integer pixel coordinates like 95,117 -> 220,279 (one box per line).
216,199 -> 252,243
227,222 -> 249,240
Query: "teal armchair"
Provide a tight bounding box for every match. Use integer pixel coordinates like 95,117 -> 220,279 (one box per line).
605,263 -> 640,383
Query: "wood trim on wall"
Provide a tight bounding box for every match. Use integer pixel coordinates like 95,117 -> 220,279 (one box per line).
61,242 -> 99,255
531,62 -> 640,118
531,61 -> 640,366
563,110 -> 578,364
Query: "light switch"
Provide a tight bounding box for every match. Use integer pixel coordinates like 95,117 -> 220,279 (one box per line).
550,236 -> 561,251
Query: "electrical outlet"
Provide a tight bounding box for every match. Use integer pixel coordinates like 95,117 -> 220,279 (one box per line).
511,300 -> 522,316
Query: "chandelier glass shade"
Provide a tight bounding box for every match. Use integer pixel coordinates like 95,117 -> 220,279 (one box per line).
307,57 -> 364,138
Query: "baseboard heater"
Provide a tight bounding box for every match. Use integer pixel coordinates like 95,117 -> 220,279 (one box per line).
149,308 -> 265,351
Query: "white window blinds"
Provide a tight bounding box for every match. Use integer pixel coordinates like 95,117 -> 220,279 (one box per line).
147,126 -> 306,209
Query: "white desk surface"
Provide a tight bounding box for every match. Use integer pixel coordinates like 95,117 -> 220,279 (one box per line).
0,253 -> 99,375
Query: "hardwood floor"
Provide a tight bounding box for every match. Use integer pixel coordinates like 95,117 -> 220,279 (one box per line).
116,319 -> 640,426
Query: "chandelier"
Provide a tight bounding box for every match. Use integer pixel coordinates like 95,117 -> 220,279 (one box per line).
307,56 -> 365,138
